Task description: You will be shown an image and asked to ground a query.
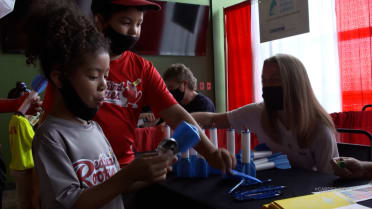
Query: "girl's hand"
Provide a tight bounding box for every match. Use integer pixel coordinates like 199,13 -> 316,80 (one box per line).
125,152 -> 171,182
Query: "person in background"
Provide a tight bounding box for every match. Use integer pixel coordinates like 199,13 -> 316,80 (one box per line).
331,157 -> 372,179
163,63 -> 215,113
26,2 -> 171,208
192,54 -> 338,173
7,82 -> 38,209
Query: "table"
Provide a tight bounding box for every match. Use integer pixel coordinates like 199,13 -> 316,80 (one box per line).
131,168 -> 372,209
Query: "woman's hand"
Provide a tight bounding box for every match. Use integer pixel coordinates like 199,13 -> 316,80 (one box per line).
331,157 -> 365,179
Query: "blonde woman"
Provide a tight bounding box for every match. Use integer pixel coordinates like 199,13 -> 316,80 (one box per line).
192,54 -> 338,173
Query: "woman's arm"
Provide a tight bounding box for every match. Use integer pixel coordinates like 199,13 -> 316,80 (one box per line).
312,126 -> 339,173
191,111 -> 231,129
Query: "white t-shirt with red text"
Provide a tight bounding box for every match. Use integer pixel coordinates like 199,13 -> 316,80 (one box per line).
33,116 -> 124,209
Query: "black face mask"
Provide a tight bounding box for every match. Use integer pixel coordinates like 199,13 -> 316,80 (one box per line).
262,86 -> 284,111
59,76 -> 98,121
104,25 -> 139,55
170,88 -> 185,103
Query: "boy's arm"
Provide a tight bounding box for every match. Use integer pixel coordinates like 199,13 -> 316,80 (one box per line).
0,95 -> 42,114
0,99 -> 18,113
159,104 -> 236,174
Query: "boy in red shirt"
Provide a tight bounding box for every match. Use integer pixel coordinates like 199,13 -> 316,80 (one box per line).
43,0 -> 235,173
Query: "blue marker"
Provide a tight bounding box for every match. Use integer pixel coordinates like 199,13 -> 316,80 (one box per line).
18,74 -> 48,114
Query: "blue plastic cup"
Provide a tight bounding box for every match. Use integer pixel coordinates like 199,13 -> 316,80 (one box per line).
172,121 -> 200,153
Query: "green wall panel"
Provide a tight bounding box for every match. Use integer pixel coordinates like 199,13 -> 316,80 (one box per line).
211,0 -> 247,112
0,54 -> 40,182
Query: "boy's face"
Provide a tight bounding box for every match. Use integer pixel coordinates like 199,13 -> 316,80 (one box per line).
70,52 -> 110,108
106,7 -> 144,38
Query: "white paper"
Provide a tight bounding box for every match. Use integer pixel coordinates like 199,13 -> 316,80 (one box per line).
0,0 -> 15,19
259,0 -> 309,43
315,183 -> 372,203
335,204 -> 372,209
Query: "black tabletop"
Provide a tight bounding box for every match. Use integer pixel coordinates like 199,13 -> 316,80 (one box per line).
131,168 -> 372,209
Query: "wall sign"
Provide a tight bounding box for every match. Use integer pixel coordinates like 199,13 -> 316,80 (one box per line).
259,0 -> 309,43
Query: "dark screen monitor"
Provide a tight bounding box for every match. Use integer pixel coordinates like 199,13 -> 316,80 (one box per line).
0,0 -> 209,56
132,1 -> 210,56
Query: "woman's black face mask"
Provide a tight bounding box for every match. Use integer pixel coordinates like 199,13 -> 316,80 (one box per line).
262,86 -> 283,111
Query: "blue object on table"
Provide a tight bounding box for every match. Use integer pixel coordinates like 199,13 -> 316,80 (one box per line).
228,179 -> 245,194
230,170 -> 262,183
241,162 -> 257,185
195,157 -> 208,178
172,121 -> 200,153
190,154 -> 198,177
254,143 -> 271,151
180,158 -> 193,178
232,185 -> 286,201
234,189 -> 282,201
172,153 -> 181,176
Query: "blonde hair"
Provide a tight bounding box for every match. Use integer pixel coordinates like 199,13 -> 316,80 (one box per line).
261,54 -> 335,148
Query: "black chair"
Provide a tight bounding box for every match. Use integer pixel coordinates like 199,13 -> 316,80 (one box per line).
336,128 -> 372,161
362,104 -> 372,111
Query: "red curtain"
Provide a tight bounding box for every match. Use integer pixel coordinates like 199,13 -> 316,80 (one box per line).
331,111 -> 372,145
335,0 -> 372,111
224,1 -> 253,111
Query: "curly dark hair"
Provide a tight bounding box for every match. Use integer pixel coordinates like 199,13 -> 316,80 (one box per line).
24,0 -> 110,80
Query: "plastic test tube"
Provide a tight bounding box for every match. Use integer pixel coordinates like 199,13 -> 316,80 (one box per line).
209,128 -> 218,148
227,129 -> 235,155
241,129 -> 251,164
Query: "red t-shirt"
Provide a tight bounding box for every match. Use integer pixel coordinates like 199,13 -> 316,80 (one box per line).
94,51 -> 176,165
42,51 -> 177,165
